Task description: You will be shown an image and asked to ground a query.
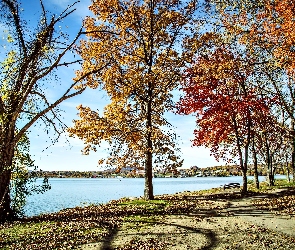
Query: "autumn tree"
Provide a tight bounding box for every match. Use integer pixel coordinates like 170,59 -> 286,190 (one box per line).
68,0 -> 198,199
177,40 -> 273,192
212,0 -> 295,182
256,0 -> 295,183
0,0 -> 104,222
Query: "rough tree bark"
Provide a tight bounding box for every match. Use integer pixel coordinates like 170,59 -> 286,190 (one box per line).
144,88 -> 154,200
291,122 -> 295,183
0,169 -> 13,221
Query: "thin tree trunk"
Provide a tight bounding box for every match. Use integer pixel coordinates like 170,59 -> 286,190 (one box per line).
242,169 -> 247,193
252,138 -> 259,189
292,136 -> 295,183
268,154 -> 275,186
232,115 -> 248,193
264,132 -> 274,186
242,146 -> 249,194
286,155 -> 291,182
291,120 -> 295,183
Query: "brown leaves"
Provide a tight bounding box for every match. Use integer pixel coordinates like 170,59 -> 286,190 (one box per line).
115,238 -> 167,250
0,194 -> 225,249
2,188 -> 295,249
253,192 -> 295,216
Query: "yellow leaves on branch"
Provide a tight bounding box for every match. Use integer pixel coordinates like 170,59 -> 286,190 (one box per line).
68,0 -> 190,170
219,0 -> 295,71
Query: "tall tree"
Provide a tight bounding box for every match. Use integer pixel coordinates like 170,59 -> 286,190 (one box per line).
177,43 -> 272,193
68,0 -> 196,199
0,0 -> 103,222
217,0 -> 295,182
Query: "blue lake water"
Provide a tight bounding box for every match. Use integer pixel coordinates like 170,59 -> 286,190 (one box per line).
24,176 -> 272,217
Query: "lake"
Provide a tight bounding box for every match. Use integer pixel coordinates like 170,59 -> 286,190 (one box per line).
24,176 -> 271,217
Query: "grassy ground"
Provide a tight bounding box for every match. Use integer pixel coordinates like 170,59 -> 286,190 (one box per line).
0,179 -> 294,249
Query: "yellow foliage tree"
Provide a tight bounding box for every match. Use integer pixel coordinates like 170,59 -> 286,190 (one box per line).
68,0 -> 196,199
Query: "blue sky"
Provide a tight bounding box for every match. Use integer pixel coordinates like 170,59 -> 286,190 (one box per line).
23,0 -> 226,171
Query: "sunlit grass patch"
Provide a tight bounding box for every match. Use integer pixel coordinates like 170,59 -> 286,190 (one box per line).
189,187 -> 224,195
122,214 -> 161,231
274,179 -> 295,188
0,221 -> 54,243
116,198 -> 169,214
118,199 -> 168,206
248,178 -> 295,192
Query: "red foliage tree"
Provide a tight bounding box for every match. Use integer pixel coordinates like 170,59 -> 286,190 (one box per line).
219,0 -> 295,182
177,46 -> 272,192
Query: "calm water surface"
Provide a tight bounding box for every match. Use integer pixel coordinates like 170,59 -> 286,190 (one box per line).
25,176 -> 268,216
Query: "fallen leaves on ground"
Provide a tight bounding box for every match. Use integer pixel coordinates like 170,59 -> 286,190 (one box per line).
1,188 -> 295,249
252,189 -> 295,216
0,196 -> 226,249
114,238 -> 167,250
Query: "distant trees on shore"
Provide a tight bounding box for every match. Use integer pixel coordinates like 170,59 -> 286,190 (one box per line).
33,163 -> 289,179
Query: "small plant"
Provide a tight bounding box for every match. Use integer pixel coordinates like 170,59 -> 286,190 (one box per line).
10,133 -> 51,217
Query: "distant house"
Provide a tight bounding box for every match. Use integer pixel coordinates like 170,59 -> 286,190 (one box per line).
190,166 -> 199,171
136,169 -> 145,176
120,166 -> 137,174
179,168 -> 190,177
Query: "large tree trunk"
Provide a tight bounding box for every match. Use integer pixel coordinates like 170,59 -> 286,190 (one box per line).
144,150 -> 154,200
144,95 -> 154,200
237,145 -> 248,193
0,124 -> 16,222
0,169 -> 13,222
0,139 -> 15,222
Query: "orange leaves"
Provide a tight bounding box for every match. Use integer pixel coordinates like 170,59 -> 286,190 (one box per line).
258,0 -> 295,69
221,0 -> 295,71
68,0 -> 191,173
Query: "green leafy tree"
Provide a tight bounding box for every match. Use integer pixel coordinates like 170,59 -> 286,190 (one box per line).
0,0 -> 105,222
10,133 -> 50,217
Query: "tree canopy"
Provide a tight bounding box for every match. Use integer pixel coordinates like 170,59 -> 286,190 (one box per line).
68,0 -> 198,199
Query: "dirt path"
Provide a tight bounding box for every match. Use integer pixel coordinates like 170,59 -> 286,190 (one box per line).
225,197 -> 295,237
79,190 -> 295,249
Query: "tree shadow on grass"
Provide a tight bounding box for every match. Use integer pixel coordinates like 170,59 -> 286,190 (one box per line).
99,217 -> 218,250
97,188 -> 295,249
